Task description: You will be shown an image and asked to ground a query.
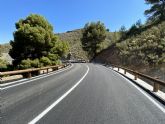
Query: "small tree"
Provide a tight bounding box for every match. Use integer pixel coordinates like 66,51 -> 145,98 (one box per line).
119,25 -> 127,40
9,14 -> 58,66
81,21 -> 106,58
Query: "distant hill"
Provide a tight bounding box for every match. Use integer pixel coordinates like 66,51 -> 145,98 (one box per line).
0,43 -> 11,53
58,29 -> 117,60
0,43 -> 12,64
57,29 -> 89,60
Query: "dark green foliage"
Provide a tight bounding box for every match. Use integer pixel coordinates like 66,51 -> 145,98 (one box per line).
50,40 -> 69,57
19,59 -> 32,69
19,59 -> 41,69
145,0 -> 165,22
40,57 -> 51,66
9,14 -> 58,66
9,14 -> 69,67
31,59 -> 41,68
48,53 -> 60,65
81,21 -> 106,58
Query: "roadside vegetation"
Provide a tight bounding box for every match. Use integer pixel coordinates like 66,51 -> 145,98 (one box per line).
95,0 -> 165,67
0,14 -> 69,71
0,0 -> 164,71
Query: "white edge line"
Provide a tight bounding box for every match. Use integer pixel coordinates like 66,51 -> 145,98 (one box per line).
1,64 -> 73,90
109,68 -> 165,114
28,65 -> 89,124
0,79 -> 28,87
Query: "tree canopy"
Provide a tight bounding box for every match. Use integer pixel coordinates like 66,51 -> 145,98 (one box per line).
145,0 -> 165,22
81,21 -> 106,58
9,14 -> 69,66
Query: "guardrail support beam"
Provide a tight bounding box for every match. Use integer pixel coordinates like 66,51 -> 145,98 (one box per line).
124,70 -> 126,74
118,68 -> 119,71
27,72 -> 31,78
153,83 -> 159,92
134,74 -> 137,80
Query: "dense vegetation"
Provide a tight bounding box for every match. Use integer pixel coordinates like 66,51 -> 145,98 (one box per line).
116,21 -> 165,65
9,14 -> 69,69
95,0 -> 165,66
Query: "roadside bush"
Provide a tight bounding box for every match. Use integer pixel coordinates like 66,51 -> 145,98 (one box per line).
51,60 -> 62,65
19,59 -> 32,69
31,59 -> 41,68
40,57 -> 51,66
48,54 -> 59,61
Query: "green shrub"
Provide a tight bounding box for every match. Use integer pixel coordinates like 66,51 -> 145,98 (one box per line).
48,54 -> 59,61
40,57 -> 51,66
51,60 -> 62,65
31,59 -> 41,68
19,59 -> 32,69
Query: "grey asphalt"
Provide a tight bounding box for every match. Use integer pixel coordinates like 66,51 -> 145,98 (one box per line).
1,63 -> 165,124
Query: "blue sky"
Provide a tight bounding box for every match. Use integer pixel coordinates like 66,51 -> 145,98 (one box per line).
0,0 -> 149,44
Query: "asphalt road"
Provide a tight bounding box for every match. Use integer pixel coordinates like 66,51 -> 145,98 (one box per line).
0,63 -> 165,124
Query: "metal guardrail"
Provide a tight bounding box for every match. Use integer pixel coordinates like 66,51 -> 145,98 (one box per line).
111,64 -> 165,92
0,64 -> 70,80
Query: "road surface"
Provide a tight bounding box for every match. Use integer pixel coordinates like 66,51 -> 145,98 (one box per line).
1,63 -> 165,124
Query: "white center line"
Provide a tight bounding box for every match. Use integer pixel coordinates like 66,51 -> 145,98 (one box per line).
28,65 -> 89,124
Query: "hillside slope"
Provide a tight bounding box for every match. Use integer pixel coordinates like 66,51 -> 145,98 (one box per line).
58,29 -> 117,60
0,43 -> 12,63
95,21 -> 165,65
95,21 -> 165,81
57,29 -> 89,60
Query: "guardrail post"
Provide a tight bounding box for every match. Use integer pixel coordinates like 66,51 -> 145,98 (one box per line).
153,83 -> 159,92
37,70 -> 40,75
134,73 -> 137,80
47,68 -> 49,73
124,70 -> 126,74
52,67 -> 57,71
153,77 -> 160,92
118,68 -> 119,71
27,72 -> 31,78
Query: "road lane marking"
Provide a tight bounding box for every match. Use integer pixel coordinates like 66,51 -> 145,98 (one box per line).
28,65 -> 89,124
1,64 -> 73,90
110,68 -> 165,114
0,78 -> 28,87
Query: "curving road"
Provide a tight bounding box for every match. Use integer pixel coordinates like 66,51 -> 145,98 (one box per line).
1,63 -> 165,124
